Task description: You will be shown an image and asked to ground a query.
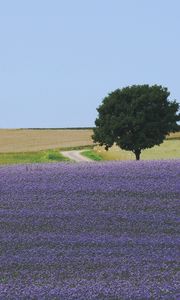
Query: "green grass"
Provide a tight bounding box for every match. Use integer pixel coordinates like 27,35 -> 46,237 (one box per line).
81,150 -> 103,161
0,149 -> 70,165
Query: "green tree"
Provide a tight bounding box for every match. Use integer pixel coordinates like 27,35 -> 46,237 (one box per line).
93,85 -> 180,160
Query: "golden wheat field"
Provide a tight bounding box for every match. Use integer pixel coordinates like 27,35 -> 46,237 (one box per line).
0,129 -> 93,153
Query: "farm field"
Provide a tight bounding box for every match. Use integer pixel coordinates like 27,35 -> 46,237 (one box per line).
94,137 -> 180,161
0,161 -> 179,299
0,130 -> 179,164
0,129 -> 93,153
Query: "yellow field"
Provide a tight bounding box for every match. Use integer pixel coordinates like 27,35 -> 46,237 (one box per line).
0,129 -> 93,153
166,132 -> 180,139
94,137 -> 180,160
0,129 -> 179,160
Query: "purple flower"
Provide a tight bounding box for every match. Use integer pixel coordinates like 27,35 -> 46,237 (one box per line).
0,160 -> 179,299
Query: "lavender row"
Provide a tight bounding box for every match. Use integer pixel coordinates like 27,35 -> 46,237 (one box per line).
0,160 -> 180,299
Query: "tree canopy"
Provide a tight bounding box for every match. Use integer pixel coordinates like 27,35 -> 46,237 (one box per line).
92,85 -> 180,160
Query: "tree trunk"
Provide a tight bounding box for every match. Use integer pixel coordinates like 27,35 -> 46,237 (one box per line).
134,149 -> 141,161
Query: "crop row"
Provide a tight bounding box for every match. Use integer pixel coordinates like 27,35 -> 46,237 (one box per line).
0,160 -> 179,299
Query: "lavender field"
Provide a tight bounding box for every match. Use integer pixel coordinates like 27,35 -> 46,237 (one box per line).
0,161 -> 179,299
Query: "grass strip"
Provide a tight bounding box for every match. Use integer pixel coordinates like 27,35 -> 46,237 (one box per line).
59,144 -> 95,151
81,149 -> 103,161
0,149 -> 70,165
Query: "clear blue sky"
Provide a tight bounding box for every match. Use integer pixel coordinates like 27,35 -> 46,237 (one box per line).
0,0 -> 180,128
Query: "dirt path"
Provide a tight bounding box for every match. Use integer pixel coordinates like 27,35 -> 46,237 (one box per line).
61,150 -> 93,162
